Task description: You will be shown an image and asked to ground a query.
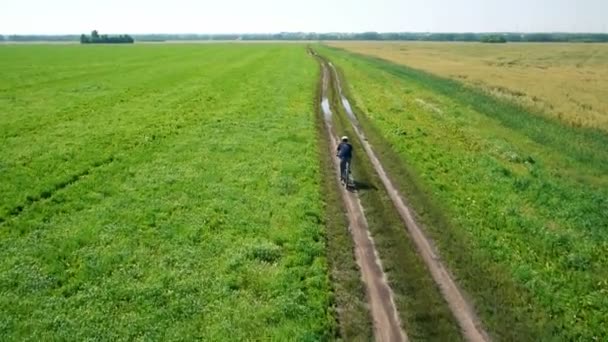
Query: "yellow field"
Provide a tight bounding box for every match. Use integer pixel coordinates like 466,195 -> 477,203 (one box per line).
328,42 -> 608,131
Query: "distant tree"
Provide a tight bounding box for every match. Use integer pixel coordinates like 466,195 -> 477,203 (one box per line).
381,32 -> 400,40
80,31 -> 134,44
357,32 -> 381,40
318,33 -> 340,40
523,33 -> 555,42
481,35 -> 507,43
460,33 -> 478,41
504,33 -> 523,42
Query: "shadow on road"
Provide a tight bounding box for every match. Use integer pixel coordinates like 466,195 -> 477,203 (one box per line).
353,180 -> 377,191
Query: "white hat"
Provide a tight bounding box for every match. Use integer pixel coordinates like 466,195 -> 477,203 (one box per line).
341,136 -> 348,141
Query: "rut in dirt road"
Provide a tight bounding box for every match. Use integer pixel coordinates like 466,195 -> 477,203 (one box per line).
314,52 -> 408,342
326,58 -> 491,342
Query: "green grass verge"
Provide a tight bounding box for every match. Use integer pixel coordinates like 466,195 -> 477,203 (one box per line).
317,44 -> 608,341
0,44 -> 334,340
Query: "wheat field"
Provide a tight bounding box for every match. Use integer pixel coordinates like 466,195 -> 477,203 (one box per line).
328,41 -> 608,131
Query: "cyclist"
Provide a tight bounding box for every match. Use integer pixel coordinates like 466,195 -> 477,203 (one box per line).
336,136 -> 353,184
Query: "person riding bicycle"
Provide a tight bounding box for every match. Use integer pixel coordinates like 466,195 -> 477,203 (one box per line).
336,136 -> 353,183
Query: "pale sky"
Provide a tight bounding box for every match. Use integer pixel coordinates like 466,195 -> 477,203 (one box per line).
1,0 -> 606,35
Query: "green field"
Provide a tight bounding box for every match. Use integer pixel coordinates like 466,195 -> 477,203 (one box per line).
0,44 -> 341,340
2,42 -> 607,341
317,45 -> 608,340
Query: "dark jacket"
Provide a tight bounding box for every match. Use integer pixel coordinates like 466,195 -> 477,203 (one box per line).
336,142 -> 353,159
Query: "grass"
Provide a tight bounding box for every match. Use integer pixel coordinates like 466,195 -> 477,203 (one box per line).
328,41 -> 608,131
317,44 -> 608,341
319,54 -> 463,341
0,44 -> 339,340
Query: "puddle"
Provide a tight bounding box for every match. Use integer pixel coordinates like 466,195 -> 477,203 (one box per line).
341,97 -> 359,123
321,98 -> 332,120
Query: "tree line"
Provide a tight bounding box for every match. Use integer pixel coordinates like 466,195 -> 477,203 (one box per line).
2,32 -> 608,43
80,30 -> 134,44
1,34 -> 78,42
130,32 -> 608,42
480,35 -> 507,43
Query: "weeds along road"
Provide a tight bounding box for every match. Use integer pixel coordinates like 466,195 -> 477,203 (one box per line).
312,50 -> 407,342
313,49 -> 490,342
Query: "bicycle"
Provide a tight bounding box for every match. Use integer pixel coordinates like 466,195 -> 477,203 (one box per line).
340,158 -> 353,188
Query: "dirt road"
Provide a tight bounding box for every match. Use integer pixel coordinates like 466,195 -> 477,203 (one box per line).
316,53 -> 408,342
326,58 -> 490,342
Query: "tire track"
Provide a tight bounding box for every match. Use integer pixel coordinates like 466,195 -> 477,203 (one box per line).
0,156 -> 115,225
325,57 -> 490,342
314,51 -> 407,342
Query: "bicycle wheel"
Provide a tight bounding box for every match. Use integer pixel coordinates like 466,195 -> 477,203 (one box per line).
344,160 -> 352,187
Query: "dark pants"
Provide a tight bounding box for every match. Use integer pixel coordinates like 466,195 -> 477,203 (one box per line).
339,158 -> 351,181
